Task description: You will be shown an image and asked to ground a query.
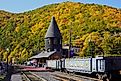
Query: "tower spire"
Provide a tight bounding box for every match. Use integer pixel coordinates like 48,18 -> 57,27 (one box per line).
45,16 -> 61,38
45,16 -> 62,52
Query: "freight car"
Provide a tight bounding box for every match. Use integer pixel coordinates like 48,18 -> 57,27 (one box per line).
46,56 -> 121,80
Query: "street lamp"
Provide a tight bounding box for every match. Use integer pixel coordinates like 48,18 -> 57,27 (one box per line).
6,48 -> 9,73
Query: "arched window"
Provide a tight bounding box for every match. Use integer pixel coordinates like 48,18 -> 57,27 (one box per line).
46,39 -> 50,44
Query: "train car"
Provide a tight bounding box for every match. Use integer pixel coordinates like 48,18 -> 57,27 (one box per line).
46,60 -> 56,69
65,57 -> 92,73
104,56 -> 121,72
64,56 -> 121,80
64,56 -> 106,73
46,56 -> 121,80
46,59 -> 62,70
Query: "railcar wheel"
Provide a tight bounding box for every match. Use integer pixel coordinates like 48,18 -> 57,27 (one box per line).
96,73 -> 102,80
105,78 -> 110,81
69,71 -> 75,76
102,73 -> 111,81
64,69 -> 68,74
103,77 -> 110,81
106,73 -> 112,81
72,71 -> 75,75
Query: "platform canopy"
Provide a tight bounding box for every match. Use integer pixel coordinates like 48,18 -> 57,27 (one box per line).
30,51 -> 56,59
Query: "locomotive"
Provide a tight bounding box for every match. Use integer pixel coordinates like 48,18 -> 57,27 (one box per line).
46,56 -> 121,80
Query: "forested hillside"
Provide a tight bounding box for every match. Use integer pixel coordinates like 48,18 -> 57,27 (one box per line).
0,2 -> 121,63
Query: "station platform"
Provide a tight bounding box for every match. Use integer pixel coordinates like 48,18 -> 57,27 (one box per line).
22,67 -> 51,71
11,65 -> 52,81
11,73 -> 22,81
17,65 -> 52,71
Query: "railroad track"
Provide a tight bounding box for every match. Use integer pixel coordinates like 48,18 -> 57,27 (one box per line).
25,71 -> 101,81
21,71 -> 47,81
51,71 -> 101,81
52,74 -> 77,81
33,71 -> 81,81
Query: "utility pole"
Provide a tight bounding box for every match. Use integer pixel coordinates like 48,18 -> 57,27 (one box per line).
68,23 -> 72,58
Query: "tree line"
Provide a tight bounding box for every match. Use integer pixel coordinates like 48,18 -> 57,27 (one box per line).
0,2 -> 121,63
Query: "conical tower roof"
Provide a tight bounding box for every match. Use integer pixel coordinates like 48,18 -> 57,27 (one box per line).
45,16 -> 62,38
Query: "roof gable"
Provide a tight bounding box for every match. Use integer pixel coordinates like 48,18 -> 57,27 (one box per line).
30,51 -> 56,59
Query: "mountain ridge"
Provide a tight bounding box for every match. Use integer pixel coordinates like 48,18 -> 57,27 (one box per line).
0,2 -> 121,63
0,1 -> 121,13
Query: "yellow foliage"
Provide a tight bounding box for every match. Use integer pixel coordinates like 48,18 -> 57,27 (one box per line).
15,26 -> 20,32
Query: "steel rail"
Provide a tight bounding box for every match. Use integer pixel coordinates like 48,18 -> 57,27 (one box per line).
22,71 -> 47,81
22,71 -> 31,81
52,71 -> 101,81
29,71 -> 47,81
